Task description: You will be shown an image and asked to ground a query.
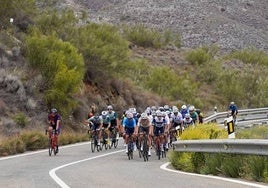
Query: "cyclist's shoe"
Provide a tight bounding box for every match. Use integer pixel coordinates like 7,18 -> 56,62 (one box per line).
161,146 -> 164,152
125,146 -> 128,153
56,146 -> 59,153
148,150 -> 151,156
140,146 -> 143,151
97,142 -> 101,146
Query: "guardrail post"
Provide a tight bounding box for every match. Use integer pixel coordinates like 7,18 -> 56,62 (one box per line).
224,116 -> 235,139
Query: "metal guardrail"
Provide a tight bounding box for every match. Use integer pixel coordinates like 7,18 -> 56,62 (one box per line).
204,107 -> 268,124
172,108 -> 268,155
173,139 -> 268,155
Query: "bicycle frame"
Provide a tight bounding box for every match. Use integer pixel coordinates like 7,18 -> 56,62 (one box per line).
46,129 -> 57,156
138,131 -> 149,161
127,134 -> 135,160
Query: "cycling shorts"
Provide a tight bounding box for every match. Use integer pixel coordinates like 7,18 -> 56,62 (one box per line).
125,127 -> 135,135
103,123 -> 109,129
139,126 -> 149,134
154,126 -> 164,136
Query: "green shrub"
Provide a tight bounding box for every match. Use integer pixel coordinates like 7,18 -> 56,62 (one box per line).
123,24 -> 181,49
169,151 -> 194,172
13,113 -> 28,128
249,156 -> 267,182
221,154 -> 243,178
202,153 -> 222,175
191,152 -> 205,173
186,48 -> 211,65
26,33 -> 85,116
230,48 -> 268,66
20,131 -> 47,151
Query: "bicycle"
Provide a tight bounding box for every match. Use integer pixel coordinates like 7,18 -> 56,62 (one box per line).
88,129 -> 101,153
154,131 -> 166,160
109,127 -> 119,149
127,133 -> 135,160
138,131 -> 150,162
101,128 -> 110,150
46,129 -> 58,156
168,127 -> 177,149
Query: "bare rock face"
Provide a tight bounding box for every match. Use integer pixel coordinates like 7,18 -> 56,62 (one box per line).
70,0 -> 268,52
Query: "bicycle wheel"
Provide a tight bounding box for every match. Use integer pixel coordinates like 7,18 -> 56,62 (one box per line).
91,139 -> 95,153
155,138 -> 161,160
48,139 -> 52,156
142,138 -> 149,161
113,139 -> 118,148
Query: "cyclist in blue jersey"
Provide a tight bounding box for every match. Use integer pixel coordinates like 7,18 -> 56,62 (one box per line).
228,101 -> 238,117
180,104 -> 188,119
122,111 -> 138,153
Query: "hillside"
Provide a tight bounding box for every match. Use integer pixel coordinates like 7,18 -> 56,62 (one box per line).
0,0 -> 268,137
67,0 -> 268,52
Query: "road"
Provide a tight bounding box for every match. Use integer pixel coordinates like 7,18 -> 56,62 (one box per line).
0,140 -> 267,188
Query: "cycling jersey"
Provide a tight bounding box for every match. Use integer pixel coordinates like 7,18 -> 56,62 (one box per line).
107,111 -> 118,127
89,116 -> 102,130
171,113 -> 183,127
122,117 -> 136,135
137,118 -> 150,128
180,109 -> 188,118
183,117 -> 194,128
48,113 -> 61,133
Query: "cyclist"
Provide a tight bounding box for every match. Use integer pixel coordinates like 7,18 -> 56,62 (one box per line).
183,113 -> 194,128
170,108 -> 184,139
137,112 -> 153,156
107,105 -> 119,139
47,108 -> 61,153
189,105 -> 199,124
180,104 -> 188,119
122,111 -> 138,153
228,101 -> 238,120
88,113 -> 103,146
101,111 -> 111,145
152,110 -> 167,152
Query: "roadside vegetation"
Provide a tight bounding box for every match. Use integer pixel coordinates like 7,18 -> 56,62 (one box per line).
1,2 -> 268,184
169,124 -> 268,183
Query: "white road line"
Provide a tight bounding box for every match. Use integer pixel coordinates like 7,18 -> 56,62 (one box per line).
49,150 -> 125,188
160,162 -> 268,188
0,142 -> 91,161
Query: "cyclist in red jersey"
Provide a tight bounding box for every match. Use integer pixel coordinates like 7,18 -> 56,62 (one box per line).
47,108 -> 61,153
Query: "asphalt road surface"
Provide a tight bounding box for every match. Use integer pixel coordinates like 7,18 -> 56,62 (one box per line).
0,140 -> 267,188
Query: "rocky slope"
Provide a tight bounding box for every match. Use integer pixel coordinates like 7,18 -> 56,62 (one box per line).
67,0 -> 268,52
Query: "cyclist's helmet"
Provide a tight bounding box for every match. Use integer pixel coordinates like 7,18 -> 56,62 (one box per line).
51,108 -> 57,113
173,108 -> 179,113
126,111 -> 133,119
172,106 -> 178,112
151,106 -> 157,111
159,106 -> 165,112
94,113 -> 100,119
189,105 -> 195,112
151,111 -> 157,116
101,111 -> 108,117
185,113 -> 191,119
107,105 -> 113,110
181,105 -> 187,110
230,101 -> 235,105
141,112 -> 147,120
164,105 -> 169,111
156,110 -> 162,117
